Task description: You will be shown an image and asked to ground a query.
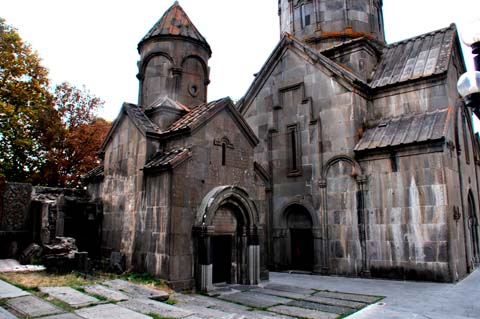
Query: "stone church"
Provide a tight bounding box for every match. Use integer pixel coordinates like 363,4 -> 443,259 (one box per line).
86,0 -> 480,290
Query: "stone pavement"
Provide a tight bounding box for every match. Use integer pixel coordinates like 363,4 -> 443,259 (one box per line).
270,270 -> 480,318
3,269 -> 479,318
0,274 -> 379,319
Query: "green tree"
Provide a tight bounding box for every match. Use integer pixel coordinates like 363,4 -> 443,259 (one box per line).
0,18 -> 54,183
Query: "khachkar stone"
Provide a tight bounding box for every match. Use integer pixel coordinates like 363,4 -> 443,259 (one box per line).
2,183 -> 32,231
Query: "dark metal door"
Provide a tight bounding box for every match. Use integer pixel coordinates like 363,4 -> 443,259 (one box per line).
290,229 -> 313,271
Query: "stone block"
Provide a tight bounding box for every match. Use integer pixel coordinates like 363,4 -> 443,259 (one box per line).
41,314 -> 84,319
305,295 -> 366,309
82,284 -> 129,302
313,291 -> 380,303
251,288 -> 306,300
6,296 -> 64,318
75,304 -> 150,319
287,299 -> 353,315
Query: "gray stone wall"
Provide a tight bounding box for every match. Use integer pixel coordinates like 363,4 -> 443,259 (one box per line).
100,115 -> 147,265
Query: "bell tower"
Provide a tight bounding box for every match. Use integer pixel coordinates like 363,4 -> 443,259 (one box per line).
137,1 -> 211,109
279,0 -> 385,50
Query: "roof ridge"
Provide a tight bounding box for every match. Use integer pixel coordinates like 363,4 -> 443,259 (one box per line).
387,24 -> 455,48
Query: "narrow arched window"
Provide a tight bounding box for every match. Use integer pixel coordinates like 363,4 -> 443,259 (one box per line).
222,143 -> 226,166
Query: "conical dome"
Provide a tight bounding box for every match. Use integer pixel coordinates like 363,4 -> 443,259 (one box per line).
139,1 -> 211,54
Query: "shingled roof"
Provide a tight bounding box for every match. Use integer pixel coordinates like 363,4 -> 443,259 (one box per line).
370,24 -> 457,88
355,107 -> 452,152
139,1 -> 211,54
144,147 -> 190,171
82,166 -> 104,182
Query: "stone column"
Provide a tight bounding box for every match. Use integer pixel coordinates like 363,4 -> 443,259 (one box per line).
312,227 -> 324,273
195,226 -> 213,292
357,175 -> 370,276
318,178 -> 329,273
247,226 -> 260,285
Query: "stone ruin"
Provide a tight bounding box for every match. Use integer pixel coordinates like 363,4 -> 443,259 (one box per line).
0,177 -> 102,272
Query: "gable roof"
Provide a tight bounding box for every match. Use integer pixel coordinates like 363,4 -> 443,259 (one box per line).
238,33 -> 370,114
100,102 -> 161,152
370,24 -> 458,88
145,95 -> 190,112
139,1 -> 211,54
354,107 -> 452,153
161,97 -> 259,146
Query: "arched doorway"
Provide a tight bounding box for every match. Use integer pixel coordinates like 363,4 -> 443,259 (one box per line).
468,192 -> 480,264
211,203 -> 243,284
286,204 -> 313,271
194,186 -> 260,291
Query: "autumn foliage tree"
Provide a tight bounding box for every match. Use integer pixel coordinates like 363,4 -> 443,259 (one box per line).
0,18 -> 110,186
44,82 -> 110,187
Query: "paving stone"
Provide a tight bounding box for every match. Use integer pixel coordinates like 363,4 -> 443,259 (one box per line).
173,293 -> 250,313
6,295 -> 64,318
118,298 -> 193,318
75,304 -> 151,319
83,284 -> 130,301
262,283 -> 315,295
269,305 -> 338,319
313,291 -> 380,303
40,286 -> 99,308
0,307 -> 17,319
175,304 -> 232,318
0,279 -> 29,299
288,300 -> 353,315
251,288 -> 307,300
41,314 -> 84,319
305,295 -> 366,309
252,311 -> 298,319
219,291 -> 291,308
103,279 -> 169,301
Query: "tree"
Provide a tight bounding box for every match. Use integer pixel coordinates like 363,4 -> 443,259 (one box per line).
43,82 -> 110,187
0,18 -> 54,183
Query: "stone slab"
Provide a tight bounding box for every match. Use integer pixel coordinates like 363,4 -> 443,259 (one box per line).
174,304 -> 231,318
269,305 -> 338,319
173,293 -> 250,313
0,279 -> 29,299
0,259 -> 45,273
305,295 -> 366,309
6,295 -> 64,317
262,283 -> 315,295
41,314 -> 84,319
219,291 -> 291,308
103,279 -> 169,301
313,291 -> 380,303
75,304 -> 151,319
118,298 -> 193,318
251,288 -> 307,300
0,307 -> 17,319
83,284 -> 130,301
288,300 -> 352,315
39,286 -> 99,308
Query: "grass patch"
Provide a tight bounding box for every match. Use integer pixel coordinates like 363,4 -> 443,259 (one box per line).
0,272 -> 95,290
163,297 -> 178,305
118,272 -> 172,293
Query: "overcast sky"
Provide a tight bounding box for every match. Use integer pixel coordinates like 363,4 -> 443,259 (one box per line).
2,0 -> 479,121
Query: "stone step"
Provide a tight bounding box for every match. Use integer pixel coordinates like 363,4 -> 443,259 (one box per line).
39,286 -> 99,308
103,279 -> 169,301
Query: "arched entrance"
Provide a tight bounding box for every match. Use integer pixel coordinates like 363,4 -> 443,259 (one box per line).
286,204 -> 313,271
194,186 -> 260,291
468,192 -> 480,264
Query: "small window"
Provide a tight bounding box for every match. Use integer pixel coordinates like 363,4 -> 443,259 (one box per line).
287,124 -> 301,176
463,112 -> 471,165
300,4 -> 311,29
